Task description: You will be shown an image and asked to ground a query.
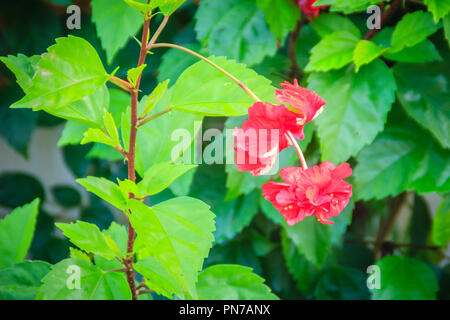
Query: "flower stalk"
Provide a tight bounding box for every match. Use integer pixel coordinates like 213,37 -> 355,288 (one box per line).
286,130 -> 308,170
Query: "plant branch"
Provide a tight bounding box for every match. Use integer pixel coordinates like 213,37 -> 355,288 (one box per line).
109,75 -> 132,93
346,239 -> 442,252
373,192 -> 409,257
288,14 -> 305,80
106,267 -> 127,273
147,43 -> 261,102
124,13 -> 152,301
148,15 -> 169,48
138,107 -> 172,127
363,0 -> 403,40
286,130 -> 308,170
137,289 -> 154,296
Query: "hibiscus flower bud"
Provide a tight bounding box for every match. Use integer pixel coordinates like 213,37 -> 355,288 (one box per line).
261,161 -> 353,225
296,0 -> 328,21
275,79 -> 326,124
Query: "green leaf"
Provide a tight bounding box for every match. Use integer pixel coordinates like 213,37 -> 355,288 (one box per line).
0,199 -> 40,269
141,80 -> 169,117
372,256 -> 438,300
11,36 -> 109,118
373,27 -> 443,63
260,193 -> 283,224
56,221 -> 119,259
384,39 -> 442,63
315,0 -> 381,14
424,0 -> 450,22
130,197 -> 215,299
134,257 -> 184,298
353,110 -> 450,200
0,84 -> 39,157
81,128 -> 117,148
169,166 -> 196,196
77,176 -> 127,210
38,258 -> 131,300
195,0 -> 277,65
58,121 -> 89,146
103,110 -> 120,144
308,59 -> 396,163
127,64 -> 146,88
314,265 -> 370,300
171,56 -> 274,116
444,14 -> 450,45
353,40 -> 387,72
281,230 -> 319,294
0,261 -> 51,300
132,90 -> 203,174
197,265 -> 279,300
391,11 -> 441,53
225,164 -> 270,201
311,13 -> 361,38
69,248 -> 91,262
157,43 -> 201,83
123,0 -> 154,13
138,162 -> 197,196
432,194 -> 450,246
257,0 -> 300,40
0,54 -> 40,93
103,222 -> 128,256
393,63 -> 450,149
92,0 -> 143,64
305,31 -> 359,72
282,200 -> 353,267
47,85 -> 110,127
213,191 -> 260,244
158,0 -> 186,16
296,25 -> 321,70
86,144 -> 123,161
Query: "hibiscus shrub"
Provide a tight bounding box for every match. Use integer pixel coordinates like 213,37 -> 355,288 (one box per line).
0,0 -> 449,300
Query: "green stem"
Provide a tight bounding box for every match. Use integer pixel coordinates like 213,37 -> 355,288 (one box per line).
147,43 -> 261,102
110,76 -> 132,93
138,107 -> 172,127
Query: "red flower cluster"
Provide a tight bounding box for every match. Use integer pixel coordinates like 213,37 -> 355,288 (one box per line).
233,80 -> 325,175
262,162 -> 352,225
232,80 -> 352,225
296,0 -> 327,20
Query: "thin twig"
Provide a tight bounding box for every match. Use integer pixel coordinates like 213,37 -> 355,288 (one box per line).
138,107 -> 172,126
373,192 -> 408,257
148,15 -> 169,48
346,239 -> 442,251
110,75 -> 132,93
288,14 -> 305,80
137,289 -> 154,296
106,268 -> 127,273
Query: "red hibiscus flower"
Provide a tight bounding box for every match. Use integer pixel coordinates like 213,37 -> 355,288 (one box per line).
233,102 -> 305,176
275,79 -> 326,125
262,161 -> 352,225
296,0 -> 327,21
